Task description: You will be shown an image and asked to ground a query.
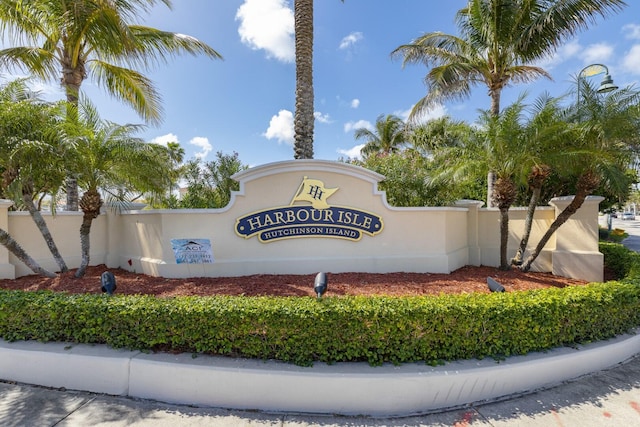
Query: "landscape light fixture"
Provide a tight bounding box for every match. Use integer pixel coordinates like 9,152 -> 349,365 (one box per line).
314,272 -> 328,299
101,271 -> 117,295
487,277 -> 505,293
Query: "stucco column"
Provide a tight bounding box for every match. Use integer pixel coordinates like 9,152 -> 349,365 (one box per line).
0,199 -> 16,279
548,195 -> 604,282
455,199 -> 484,266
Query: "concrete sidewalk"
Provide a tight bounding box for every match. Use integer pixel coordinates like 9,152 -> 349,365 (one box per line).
1,353 -> 639,426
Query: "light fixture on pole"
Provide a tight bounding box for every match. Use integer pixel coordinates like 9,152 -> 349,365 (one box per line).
577,64 -> 618,104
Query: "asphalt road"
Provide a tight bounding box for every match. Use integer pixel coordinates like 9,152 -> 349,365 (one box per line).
601,215 -> 640,251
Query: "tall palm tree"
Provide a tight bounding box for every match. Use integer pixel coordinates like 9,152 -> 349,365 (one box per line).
293,0 -> 314,159
64,100 -> 174,277
392,0 -> 626,206
0,0 -> 222,210
354,114 -> 407,158
293,0 -> 344,159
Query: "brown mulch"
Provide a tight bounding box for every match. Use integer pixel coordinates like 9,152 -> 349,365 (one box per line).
0,264 -> 594,298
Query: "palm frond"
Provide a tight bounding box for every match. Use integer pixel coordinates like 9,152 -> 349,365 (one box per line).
89,60 -> 163,125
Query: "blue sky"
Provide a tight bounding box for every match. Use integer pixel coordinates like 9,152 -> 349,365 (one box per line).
7,0 -> 640,167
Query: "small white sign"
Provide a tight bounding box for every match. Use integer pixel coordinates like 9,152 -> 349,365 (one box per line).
170,238 -> 214,264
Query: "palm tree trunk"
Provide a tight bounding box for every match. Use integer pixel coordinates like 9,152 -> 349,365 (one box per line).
65,177 -> 79,211
62,53 -> 84,211
499,206 -> 510,270
75,189 -> 102,278
493,177 -> 517,270
512,186 -> 541,266
22,188 -> 68,272
0,228 -> 56,278
521,171 -> 599,272
75,213 -> 94,278
487,171 -> 496,208
293,0 -> 315,159
487,89 -> 501,208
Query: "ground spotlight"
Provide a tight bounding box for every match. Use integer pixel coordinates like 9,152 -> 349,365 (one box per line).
487,277 -> 505,293
101,271 -> 117,295
314,272 -> 328,299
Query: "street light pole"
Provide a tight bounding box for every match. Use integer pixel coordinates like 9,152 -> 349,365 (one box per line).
577,64 -> 618,230
577,63 -> 618,105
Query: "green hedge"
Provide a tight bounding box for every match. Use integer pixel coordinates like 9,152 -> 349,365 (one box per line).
1,245 -> 639,366
599,241 -> 640,279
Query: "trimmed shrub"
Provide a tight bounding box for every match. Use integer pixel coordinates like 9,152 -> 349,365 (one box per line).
1,242 -> 638,366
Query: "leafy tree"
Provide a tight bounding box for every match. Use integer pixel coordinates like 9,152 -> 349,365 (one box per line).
0,0 -> 222,209
407,116 -> 472,155
64,100 -> 174,277
356,151 -> 459,207
392,0 -> 626,206
354,114 -> 408,158
178,152 -> 248,209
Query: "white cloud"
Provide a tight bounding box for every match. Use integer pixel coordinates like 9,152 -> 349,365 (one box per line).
350,98 -> 360,109
337,144 -> 366,160
623,24 -> 640,39
396,103 -> 447,123
190,136 -> 212,159
0,74 -> 63,101
344,119 -> 373,133
535,40 -> 581,69
264,109 -> 294,145
339,32 -> 363,50
236,0 -> 294,62
622,45 -> 640,75
582,43 -> 614,64
149,133 -> 179,146
314,111 -> 331,124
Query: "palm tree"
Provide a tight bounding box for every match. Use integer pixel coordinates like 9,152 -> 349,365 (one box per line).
407,116 -> 471,156
293,0 -> 314,159
392,0 -> 626,206
293,0 -> 344,159
431,97 -> 539,269
511,95 -> 568,266
354,114 -> 407,158
521,84 -> 640,271
0,229 -> 55,278
0,79 -> 69,273
64,100 -> 174,277
0,0 -> 222,210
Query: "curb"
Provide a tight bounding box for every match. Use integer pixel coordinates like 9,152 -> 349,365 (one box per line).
1,333 -> 639,417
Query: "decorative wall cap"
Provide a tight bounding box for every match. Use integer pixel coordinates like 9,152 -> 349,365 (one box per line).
232,160 -> 385,185
549,195 -> 605,206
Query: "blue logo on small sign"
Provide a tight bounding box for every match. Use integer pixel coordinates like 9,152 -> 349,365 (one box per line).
235,177 -> 384,242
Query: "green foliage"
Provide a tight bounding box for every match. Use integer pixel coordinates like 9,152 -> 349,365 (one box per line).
2,245 -> 639,366
355,151 -> 466,206
0,80 -> 66,205
169,151 -> 248,209
599,227 -> 628,244
599,241 -> 640,279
